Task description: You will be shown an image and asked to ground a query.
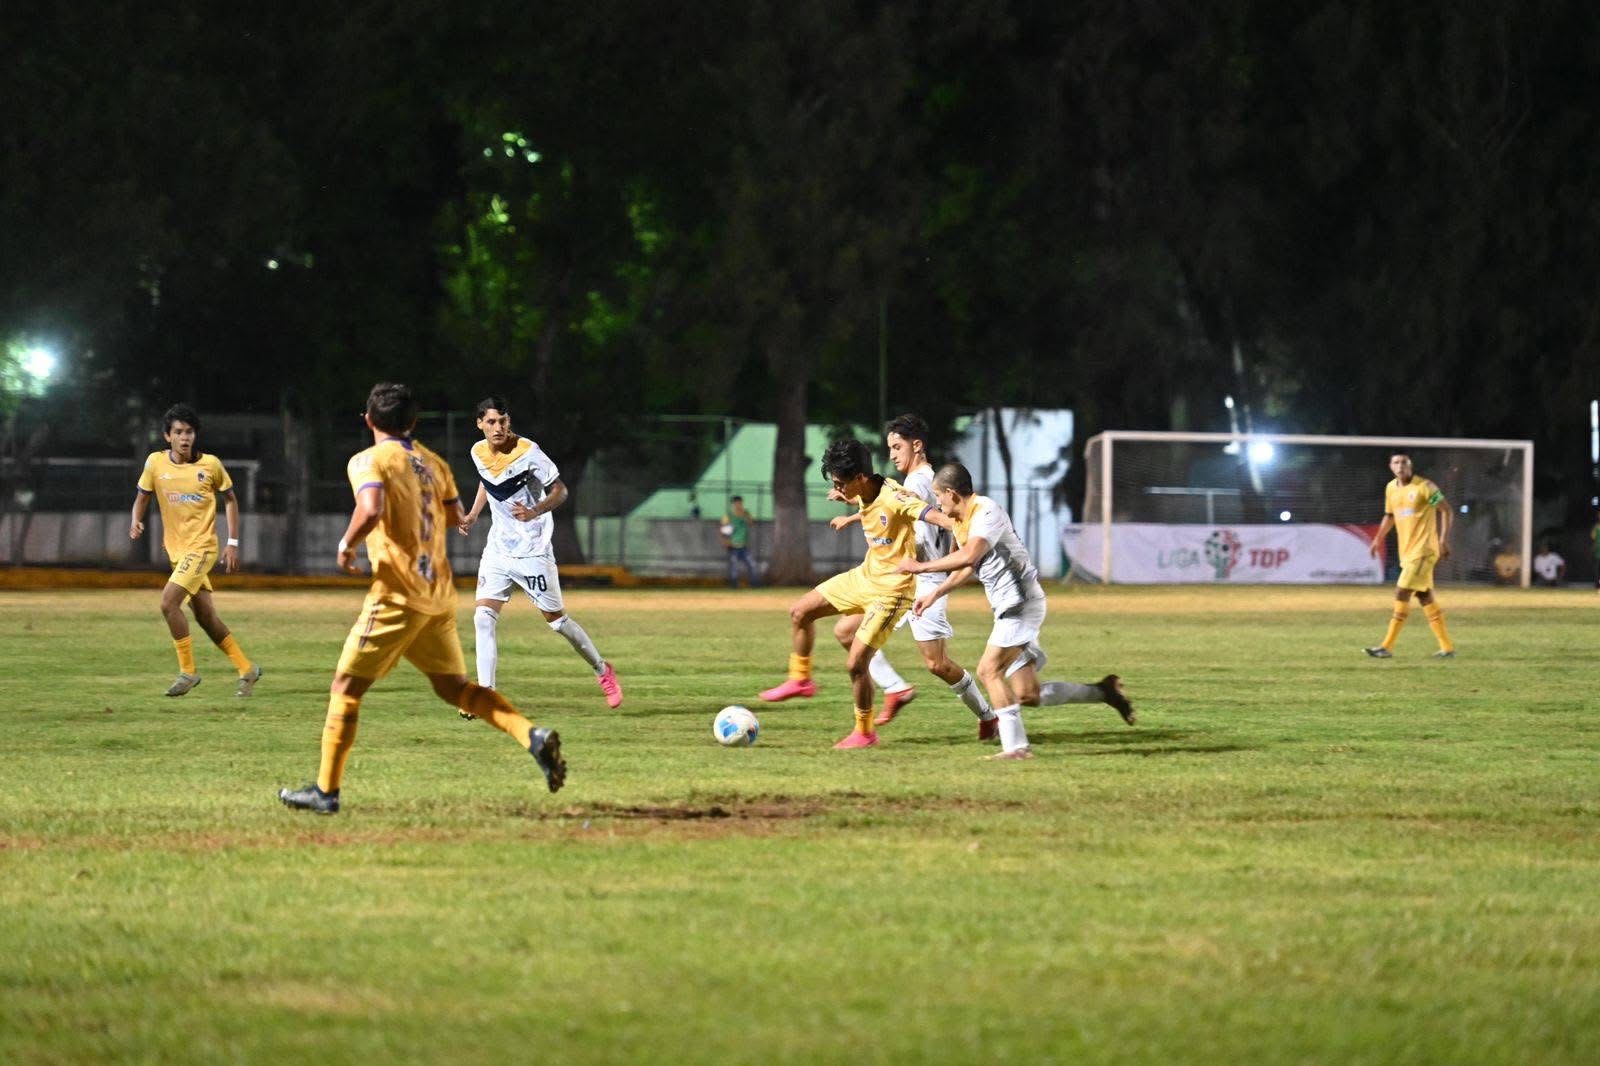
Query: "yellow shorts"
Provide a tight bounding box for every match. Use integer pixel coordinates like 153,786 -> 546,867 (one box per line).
1397,553 -> 1438,592
167,549 -> 216,596
816,567 -> 914,650
335,596 -> 467,680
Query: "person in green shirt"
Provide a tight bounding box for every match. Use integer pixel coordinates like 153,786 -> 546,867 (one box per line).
719,495 -> 759,588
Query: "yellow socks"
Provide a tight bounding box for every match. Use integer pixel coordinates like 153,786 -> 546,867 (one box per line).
788,653 -> 812,682
1381,601 -> 1410,650
218,633 -> 253,676
1424,602 -> 1454,652
173,636 -> 196,675
317,694 -> 361,793
854,707 -> 875,736
459,684 -> 535,749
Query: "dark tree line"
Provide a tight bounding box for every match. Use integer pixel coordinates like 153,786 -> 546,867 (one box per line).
4,1 -> 1598,577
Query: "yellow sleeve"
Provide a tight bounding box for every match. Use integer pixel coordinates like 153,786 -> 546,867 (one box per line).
211,456 -> 234,494
137,454 -> 156,492
888,487 -> 928,523
348,451 -> 380,497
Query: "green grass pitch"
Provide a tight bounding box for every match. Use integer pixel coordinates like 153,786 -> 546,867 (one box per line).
2,584 -> 1597,1063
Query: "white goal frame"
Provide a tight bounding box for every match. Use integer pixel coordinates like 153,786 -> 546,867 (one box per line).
1084,431 -> 1534,587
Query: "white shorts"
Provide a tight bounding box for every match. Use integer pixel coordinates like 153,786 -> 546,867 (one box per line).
988,589 -> 1046,652
894,574 -> 954,642
476,548 -> 564,613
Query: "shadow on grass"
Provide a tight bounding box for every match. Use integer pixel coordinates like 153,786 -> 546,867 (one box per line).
1025,727 -> 1256,758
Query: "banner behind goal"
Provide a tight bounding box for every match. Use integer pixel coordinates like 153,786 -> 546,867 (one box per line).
1067,432 -> 1533,587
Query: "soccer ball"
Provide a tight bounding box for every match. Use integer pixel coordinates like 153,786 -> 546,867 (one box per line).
713,705 -> 759,746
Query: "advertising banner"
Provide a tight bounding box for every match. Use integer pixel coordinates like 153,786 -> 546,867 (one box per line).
1062,523 -> 1383,584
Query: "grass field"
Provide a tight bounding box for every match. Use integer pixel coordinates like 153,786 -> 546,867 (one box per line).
2,584 -> 1597,1064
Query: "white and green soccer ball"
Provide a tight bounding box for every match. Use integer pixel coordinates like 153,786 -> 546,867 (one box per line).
713,705 -> 760,746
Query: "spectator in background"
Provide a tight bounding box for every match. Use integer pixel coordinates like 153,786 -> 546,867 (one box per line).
1532,542 -> 1566,587
720,495 -> 759,588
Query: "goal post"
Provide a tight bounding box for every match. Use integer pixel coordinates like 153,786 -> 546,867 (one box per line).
1069,431 -> 1534,587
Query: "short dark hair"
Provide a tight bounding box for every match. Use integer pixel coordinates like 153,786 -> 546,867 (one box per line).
821,438 -> 874,482
162,403 -> 200,435
932,462 -> 974,496
884,413 -> 929,447
475,396 -> 510,420
366,382 -> 418,435
729,495 -> 743,504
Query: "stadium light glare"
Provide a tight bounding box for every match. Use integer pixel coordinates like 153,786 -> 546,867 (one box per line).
1248,440 -> 1275,464
1278,510 -> 1292,522
22,346 -> 56,382
1223,395 -> 1235,410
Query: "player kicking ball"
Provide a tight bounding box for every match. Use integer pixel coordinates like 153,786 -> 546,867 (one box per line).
898,462 -> 1135,760
456,396 -> 622,712
826,414 -> 996,740
759,438 -> 935,749
278,383 -> 565,814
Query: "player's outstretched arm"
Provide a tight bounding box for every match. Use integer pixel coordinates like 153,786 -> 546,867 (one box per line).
458,483 -> 488,534
221,490 -> 242,572
129,491 -> 151,540
829,512 -> 863,531
915,565 -> 973,615
900,535 -> 990,576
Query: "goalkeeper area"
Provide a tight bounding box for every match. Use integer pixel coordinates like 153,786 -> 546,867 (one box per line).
1068,431 -> 1533,587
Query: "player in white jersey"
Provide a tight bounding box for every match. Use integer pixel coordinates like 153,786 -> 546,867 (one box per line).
828,414 -> 996,740
456,397 -> 623,710
899,462 -> 1135,759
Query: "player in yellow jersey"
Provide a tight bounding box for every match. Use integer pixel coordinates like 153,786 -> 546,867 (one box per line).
1364,452 -> 1456,658
128,404 -> 261,697
758,437 -> 950,749
278,383 -> 565,814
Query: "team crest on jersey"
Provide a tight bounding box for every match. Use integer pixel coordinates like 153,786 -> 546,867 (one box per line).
196,470 -> 206,482
878,514 -> 888,527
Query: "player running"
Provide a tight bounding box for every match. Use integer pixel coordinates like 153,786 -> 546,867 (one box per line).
1364,452 -> 1455,658
456,396 -> 622,710
827,414 -> 996,740
758,438 -> 938,749
278,383 -> 565,814
128,403 -> 261,698
899,462 -> 1135,760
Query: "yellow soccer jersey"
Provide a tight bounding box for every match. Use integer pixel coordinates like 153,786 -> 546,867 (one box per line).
137,451 -> 232,558
348,438 -> 461,613
855,477 -> 931,584
1386,476 -> 1445,562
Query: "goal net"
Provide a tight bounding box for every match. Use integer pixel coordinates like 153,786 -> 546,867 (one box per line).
1066,432 -> 1533,587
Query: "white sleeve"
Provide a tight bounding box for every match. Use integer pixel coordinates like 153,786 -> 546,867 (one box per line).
527,442 -> 560,488
969,505 -> 1009,545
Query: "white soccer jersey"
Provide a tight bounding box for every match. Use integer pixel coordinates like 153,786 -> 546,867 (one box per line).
956,495 -> 1040,613
901,465 -> 954,564
471,437 -> 560,558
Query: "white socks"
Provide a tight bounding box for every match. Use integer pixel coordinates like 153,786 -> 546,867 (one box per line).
951,671 -> 995,720
868,650 -> 910,694
473,605 -> 499,688
1039,680 -> 1101,706
550,615 -> 604,673
996,704 -> 1029,752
